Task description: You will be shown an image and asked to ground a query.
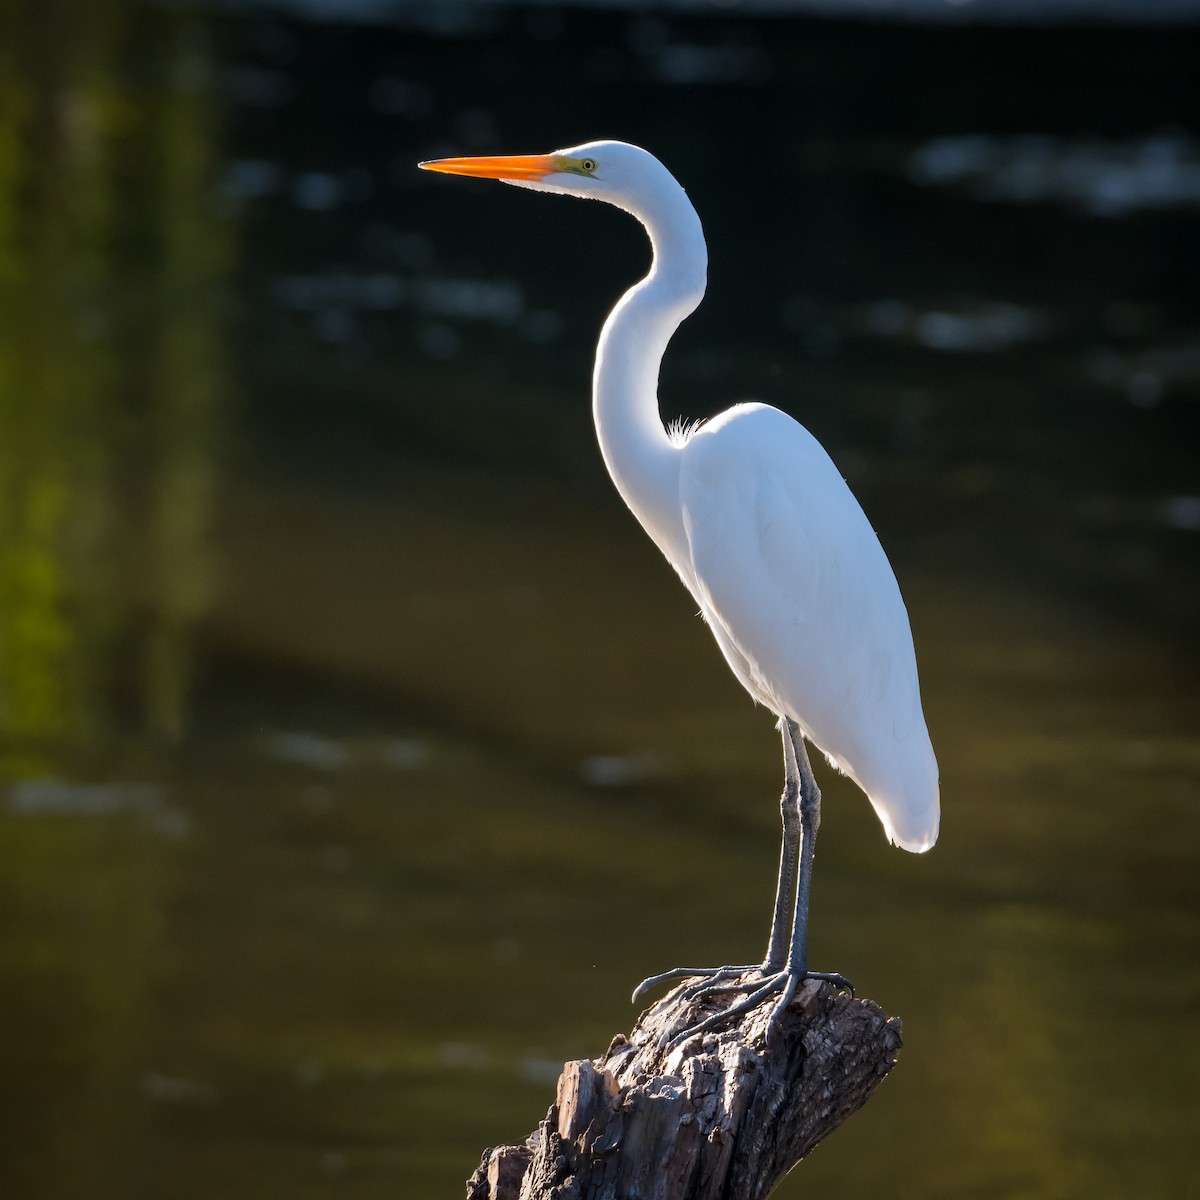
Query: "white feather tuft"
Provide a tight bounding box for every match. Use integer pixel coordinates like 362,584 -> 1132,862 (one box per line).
666,415 -> 706,447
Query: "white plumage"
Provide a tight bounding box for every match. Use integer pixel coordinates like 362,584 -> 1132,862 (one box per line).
678,402 -> 938,852
421,139 -> 939,1037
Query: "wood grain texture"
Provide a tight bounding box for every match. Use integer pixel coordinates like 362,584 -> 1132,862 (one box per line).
466,975 -> 903,1200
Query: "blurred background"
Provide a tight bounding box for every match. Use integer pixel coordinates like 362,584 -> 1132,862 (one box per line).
1,0 -> 1198,1197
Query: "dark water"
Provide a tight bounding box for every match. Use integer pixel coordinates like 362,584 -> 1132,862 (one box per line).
1,3 -> 1198,1197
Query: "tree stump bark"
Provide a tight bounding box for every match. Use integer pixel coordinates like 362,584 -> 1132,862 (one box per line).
466,974 -> 903,1200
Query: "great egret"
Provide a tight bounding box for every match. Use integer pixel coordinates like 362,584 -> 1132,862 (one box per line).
419,141 -> 939,1042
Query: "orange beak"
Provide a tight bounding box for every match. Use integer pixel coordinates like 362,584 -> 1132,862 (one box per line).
418,153 -> 559,182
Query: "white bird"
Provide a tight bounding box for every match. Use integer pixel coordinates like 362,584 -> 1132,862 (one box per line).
419,141 -> 939,1041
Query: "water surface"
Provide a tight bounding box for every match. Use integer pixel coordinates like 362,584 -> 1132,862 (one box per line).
1,4 -> 1197,1198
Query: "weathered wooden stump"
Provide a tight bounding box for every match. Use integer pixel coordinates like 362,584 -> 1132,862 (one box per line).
466,973 -> 904,1200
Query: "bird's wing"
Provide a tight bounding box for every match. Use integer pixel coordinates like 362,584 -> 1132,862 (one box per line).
678,403 -> 939,850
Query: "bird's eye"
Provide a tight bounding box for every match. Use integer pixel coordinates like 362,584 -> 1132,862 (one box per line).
581,158 -> 597,173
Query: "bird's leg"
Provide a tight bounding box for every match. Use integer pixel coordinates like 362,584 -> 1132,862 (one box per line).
764,720 -> 802,972
657,724 -> 852,1049
784,721 -> 818,975
761,725 -> 853,1023
630,721 -> 801,1006
678,722 -> 843,1005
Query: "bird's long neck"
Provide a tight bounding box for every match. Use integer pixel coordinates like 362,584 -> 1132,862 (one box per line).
592,190 -> 707,560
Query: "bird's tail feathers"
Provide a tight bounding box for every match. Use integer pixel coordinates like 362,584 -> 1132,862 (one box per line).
871,785 -> 940,854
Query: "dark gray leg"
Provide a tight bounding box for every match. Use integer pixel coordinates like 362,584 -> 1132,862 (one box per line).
632,719 -> 852,1046
783,718 -> 818,977
753,721 -> 852,1030
764,720 -> 803,971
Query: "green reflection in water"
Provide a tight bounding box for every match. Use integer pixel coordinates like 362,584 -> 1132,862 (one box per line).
0,0 -> 228,762
0,5 -> 229,1199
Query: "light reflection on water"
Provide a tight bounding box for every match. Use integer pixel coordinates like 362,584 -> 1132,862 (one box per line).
1,4 -> 1198,1199
908,131 -> 1200,216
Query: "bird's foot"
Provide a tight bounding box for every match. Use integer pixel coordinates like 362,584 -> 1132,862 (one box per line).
631,964 -> 762,1005
653,966 -> 854,1051
688,966 -> 852,1002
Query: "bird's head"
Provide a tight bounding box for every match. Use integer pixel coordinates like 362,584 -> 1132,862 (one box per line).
419,140 -> 685,222
420,139 -> 706,301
